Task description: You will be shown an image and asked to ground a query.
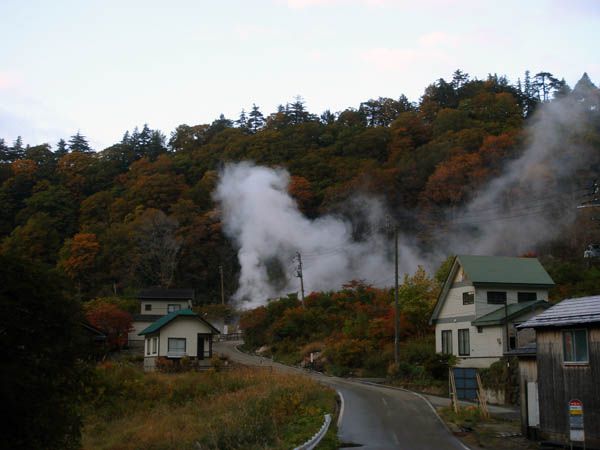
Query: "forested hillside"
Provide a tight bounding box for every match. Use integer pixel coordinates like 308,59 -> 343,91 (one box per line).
1,70 -> 599,303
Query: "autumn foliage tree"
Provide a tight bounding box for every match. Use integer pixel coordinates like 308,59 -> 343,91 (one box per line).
85,301 -> 132,350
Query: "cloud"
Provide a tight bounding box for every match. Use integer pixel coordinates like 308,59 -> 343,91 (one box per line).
360,32 -> 459,72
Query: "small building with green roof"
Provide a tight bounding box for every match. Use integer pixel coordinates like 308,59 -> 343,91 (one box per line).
139,308 -> 220,371
430,255 -> 554,368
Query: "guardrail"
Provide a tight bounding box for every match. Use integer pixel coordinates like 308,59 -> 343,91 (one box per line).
217,332 -> 243,341
293,413 -> 331,450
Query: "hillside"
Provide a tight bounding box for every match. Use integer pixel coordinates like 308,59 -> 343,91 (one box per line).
1,70 -> 600,303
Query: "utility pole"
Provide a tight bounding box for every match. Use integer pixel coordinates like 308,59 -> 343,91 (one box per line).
504,299 -> 509,352
394,224 -> 400,364
387,216 -> 400,364
296,252 -> 305,306
219,265 -> 225,305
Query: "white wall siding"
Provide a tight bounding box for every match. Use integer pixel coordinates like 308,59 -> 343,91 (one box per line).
437,285 -> 476,319
129,319 -> 155,343
139,300 -> 191,315
475,288 -> 549,318
158,317 -> 214,357
436,321 -> 504,367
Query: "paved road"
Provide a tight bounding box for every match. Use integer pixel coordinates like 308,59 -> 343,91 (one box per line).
215,341 -> 468,450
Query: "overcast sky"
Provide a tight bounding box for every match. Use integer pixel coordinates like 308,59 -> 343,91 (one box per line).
1,0 -> 599,150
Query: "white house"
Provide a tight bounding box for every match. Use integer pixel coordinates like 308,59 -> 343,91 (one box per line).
128,288 -> 195,349
429,255 -> 554,368
139,309 -> 220,371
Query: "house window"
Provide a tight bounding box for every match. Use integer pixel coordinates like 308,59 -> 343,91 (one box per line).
145,339 -> 150,356
145,304 -> 152,311
462,292 -> 474,305
458,329 -> 470,356
167,304 -> 181,313
518,292 -> 537,303
441,330 -> 452,354
152,337 -> 158,355
563,329 -> 588,363
168,338 -> 186,355
487,291 -> 507,305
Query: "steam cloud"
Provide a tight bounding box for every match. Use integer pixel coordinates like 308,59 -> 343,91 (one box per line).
214,91 -> 598,308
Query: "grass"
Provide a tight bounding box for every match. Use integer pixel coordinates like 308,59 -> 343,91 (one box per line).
438,406 -> 537,450
82,362 -> 338,450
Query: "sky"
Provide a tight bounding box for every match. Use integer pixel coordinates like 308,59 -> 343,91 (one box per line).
1,0 -> 599,150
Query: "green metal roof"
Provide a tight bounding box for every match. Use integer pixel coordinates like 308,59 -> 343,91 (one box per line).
138,309 -> 220,335
458,255 -> 555,286
472,300 -> 550,327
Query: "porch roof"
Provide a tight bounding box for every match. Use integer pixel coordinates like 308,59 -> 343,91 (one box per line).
472,300 -> 550,327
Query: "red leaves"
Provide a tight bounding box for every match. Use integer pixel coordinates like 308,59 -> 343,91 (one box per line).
85,302 -> 132,350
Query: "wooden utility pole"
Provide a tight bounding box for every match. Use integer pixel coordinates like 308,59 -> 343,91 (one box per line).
219,265 -> 225,305
296,252 -> 305,306
394,225 -> 400,364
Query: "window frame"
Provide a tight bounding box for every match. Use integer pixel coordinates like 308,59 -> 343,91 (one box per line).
167,304 -> 181,313
563,329 -> 589,364
441,330 -> 452,355
517,292 -> 537,303
145,303 -> 152,311
487,291 -> 507,305
462,292 -> 474,305
458,328 -> 470,356
167,337 -> 186,355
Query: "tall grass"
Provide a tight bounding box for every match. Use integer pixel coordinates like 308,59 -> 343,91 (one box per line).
82,363 -> 336,450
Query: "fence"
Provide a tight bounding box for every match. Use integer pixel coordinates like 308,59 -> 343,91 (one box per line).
217,332 -> 243,341
293,413 -> 332,450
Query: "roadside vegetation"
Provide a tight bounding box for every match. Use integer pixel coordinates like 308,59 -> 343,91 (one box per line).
240,267 -> 454,392
82,363 -> 338,450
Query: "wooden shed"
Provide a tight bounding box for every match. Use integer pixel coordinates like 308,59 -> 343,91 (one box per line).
517,295 -> 600,448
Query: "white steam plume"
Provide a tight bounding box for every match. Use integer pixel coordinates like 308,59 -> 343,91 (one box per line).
213,163 -> 420,308
444,93 -> 597,256
214,89 -> 599,308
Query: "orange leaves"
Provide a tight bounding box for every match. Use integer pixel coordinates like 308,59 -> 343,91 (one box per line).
11,159 -> 37,178
288,175 -> 314,213
59,232 -> 100,280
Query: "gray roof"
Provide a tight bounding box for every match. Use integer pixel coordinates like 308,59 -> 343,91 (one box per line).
505,342 -> 537,357
518,295 -> 600,329
138,288 -> 195,300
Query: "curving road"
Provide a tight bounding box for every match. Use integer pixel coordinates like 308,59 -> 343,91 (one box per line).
214,341 -> 468,450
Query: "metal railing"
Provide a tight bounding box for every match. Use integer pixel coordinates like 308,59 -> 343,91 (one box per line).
293,413 -> 331,450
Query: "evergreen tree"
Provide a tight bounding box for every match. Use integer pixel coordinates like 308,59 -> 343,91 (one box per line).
55,139 -> 68,157
0,138 -> 9,163
247,104 -> 265,133
532,72 -> 560,102
451,69 -> 469,90
68,131 -> 91,153
236,109 -> 248,129
320,109 -> 336,125
10,136 -> 25,161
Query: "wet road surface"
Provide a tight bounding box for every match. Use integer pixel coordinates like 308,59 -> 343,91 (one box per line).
215,341 -> 468,450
